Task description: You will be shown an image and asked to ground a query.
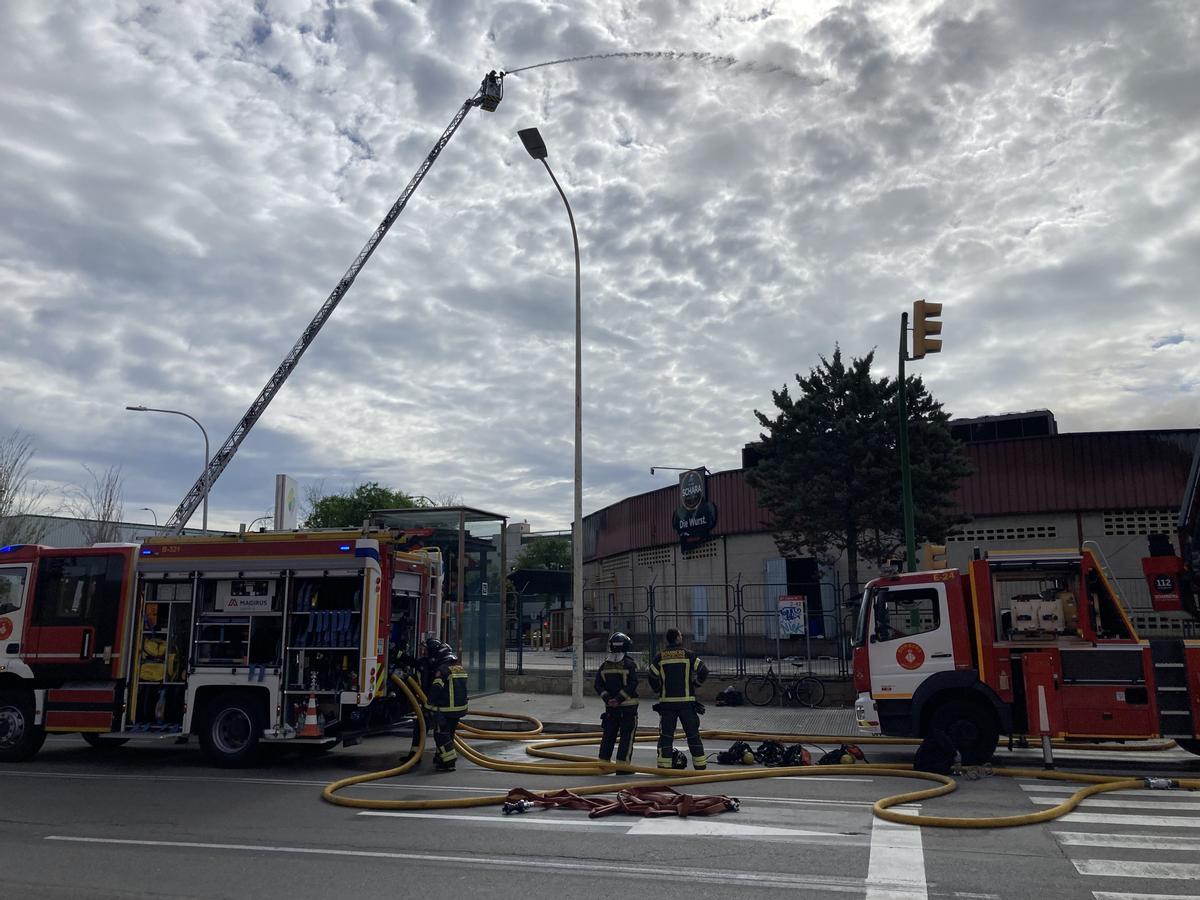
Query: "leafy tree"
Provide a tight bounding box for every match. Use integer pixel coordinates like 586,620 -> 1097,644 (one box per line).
0,429 -> 52,545
746,347 -> 971,592
304,481 -> 424,529
515,538 -> 572,571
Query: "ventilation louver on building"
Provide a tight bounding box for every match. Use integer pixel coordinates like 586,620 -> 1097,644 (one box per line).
636,547 -> 674,567
1102,510 -> 1177,536
947,525 -> 1058,543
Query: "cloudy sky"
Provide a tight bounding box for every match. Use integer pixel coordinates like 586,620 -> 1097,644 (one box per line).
2,0 -> 1197,534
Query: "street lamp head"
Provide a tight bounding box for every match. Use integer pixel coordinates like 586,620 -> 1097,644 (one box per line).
517,127 -> 548,160
125,405 -> 148,411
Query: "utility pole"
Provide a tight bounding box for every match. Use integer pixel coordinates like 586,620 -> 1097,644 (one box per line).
900,299 -> 943,571
898,313 -> 917,572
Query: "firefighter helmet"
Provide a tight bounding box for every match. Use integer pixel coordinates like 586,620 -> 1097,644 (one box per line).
608,632 -> 632,654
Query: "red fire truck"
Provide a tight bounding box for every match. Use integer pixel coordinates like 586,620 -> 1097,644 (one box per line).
0,530 -> 440,765
852,543 -> 1200,763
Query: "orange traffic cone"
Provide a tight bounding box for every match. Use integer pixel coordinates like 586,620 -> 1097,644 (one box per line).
298,692 -> 323,738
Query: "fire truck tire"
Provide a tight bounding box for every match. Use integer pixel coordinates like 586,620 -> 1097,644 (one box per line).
0,690 -> 47,763
200,694 -> 264,767
927,698 -> 999,765
81,733 -> 129,749
1178,739 -> 1200,757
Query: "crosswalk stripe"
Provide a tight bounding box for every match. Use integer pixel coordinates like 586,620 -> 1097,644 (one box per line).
1093,893 -> 1200,900
1054,831 -> 1197,850
1031,796 -> 1200,811
1074,859 -> 1200,879
1060,811 -> 1200,827
866,809 -> 926,900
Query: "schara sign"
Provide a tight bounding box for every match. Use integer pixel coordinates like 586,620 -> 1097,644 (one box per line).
672,468 -> 718,550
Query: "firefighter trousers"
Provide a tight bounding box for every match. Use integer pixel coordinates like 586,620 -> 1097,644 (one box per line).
657,701 -> 705,769
410,709 -> 464,767
598,705 -> 638,763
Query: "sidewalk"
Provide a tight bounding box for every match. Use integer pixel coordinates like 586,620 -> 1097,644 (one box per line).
467,691 -> 859,736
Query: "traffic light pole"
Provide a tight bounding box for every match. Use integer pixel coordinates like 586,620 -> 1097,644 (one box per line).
898,311 -> 917,572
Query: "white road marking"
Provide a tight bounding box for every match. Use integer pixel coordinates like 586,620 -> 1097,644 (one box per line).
1054,832 -> 1198,850
1030,796 -> 1200,811
0,769 -> 500,793
627,818 -> 834,838
866,808 -> 926,900
1060,812 -> 1200,828
358,810 -> 630,827
1093,893 -> 1200,900
4,767 -> 895,809
41,835 -> 904,894
1020,782 -> 1200,798
1074,859 -> 1200,880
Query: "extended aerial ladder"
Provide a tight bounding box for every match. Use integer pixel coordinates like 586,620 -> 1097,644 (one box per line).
164,72 -> 505,533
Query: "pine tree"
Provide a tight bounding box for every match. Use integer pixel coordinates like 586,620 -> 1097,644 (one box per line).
746,347 -> 971,591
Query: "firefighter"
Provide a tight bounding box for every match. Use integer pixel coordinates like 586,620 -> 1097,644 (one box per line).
398,637 -> 444,765
425,642 -> 470,772
647,627 -> 709,770
594,632 -> 639,765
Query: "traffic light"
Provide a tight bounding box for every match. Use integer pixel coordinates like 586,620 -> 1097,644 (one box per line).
912,299 -> 943,359
920,543 -> 948,571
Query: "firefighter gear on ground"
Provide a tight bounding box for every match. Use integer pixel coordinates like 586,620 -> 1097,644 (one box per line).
595,633 -> 639,764
648,641 -> 709,770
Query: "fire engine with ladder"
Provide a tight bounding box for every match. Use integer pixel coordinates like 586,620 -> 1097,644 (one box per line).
853,530 -> 1200,764
0,71 -> 507,765
0,530 -> 441,765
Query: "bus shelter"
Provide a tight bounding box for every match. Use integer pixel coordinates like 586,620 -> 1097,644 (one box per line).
373,506 -> 506,695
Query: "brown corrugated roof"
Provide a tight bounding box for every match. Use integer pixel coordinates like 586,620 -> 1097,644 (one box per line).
582,429 -> 1199,561
953,430 -> 1198,516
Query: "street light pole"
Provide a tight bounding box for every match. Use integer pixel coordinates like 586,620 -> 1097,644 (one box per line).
139,507 -> 159,535
517,126 -> 586,709
126,405 -> 210,534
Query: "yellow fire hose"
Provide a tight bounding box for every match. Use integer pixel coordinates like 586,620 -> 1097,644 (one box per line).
321,674 -> 1200,827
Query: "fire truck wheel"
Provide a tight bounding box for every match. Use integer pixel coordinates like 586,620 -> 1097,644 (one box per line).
0,690 -> 47,763
1178,739 -> 1200,757
200,694 -> 264,767
81,733 -> 129,749
927,699 -> 999,766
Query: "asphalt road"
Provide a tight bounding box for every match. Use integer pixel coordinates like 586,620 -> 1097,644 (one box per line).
2,733 -> 1199,899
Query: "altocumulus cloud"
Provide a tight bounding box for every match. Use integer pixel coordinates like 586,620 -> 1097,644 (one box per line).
0,0 -> 1197,531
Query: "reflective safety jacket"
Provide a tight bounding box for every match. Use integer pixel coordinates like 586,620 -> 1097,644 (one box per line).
427,661 -> 469,714
648,646 -> 708,703
594,656 -> 639,706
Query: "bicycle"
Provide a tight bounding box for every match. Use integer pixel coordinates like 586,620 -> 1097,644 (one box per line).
743,660 -> 825,708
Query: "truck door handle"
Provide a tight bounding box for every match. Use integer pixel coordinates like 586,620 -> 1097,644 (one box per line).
81,631 -> 92,659
931,652 -> 952,659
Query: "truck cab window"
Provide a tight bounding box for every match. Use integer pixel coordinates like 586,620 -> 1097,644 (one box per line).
32,555 -> 124,624
0,568 -> 27,614
874,588 -> 940,641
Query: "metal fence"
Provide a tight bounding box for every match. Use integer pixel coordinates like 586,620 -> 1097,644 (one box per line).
505,581 -> 853,679
504,571 -> 1200,677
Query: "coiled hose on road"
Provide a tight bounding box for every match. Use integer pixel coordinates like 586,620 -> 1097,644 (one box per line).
321,674 -> 1200,827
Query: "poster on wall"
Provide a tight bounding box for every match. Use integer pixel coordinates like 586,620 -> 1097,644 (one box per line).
777,595 -> 807,636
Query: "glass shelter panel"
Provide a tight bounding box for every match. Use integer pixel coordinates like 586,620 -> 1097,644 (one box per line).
374,506 -> 507,696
